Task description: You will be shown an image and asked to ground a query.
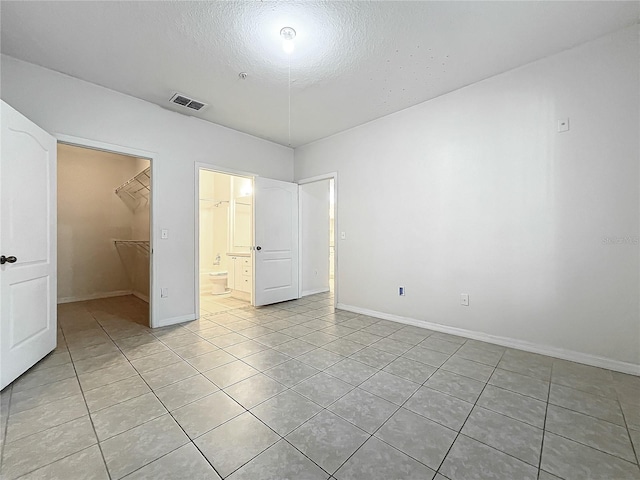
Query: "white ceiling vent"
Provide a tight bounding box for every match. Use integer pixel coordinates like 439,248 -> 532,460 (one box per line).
169,93 -> 207,112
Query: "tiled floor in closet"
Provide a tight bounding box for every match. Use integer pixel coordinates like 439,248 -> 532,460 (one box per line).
1,293 -> 639,479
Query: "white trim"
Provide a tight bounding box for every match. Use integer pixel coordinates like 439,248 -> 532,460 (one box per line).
194,162 -> 257,318
194,161 -> 257,180
297,172 -> 338,185
132,291 -> 149,303
337,303 -> 640,376
155,313 -> 197,328
56,134 -> 156,160
58,290 -> 133,304
296,172 -> 338,308
301,287 -> 330,297
55,133 -> 158,327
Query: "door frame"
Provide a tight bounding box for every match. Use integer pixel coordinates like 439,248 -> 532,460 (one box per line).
194,162 -> 257,318
297,172 -> 338,308
55,134 -> 158,327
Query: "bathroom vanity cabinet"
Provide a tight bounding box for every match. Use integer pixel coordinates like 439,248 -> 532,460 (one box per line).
227,254 -> 252,300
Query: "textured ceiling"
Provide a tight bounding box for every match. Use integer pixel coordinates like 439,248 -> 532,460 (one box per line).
1,1 -> 638,147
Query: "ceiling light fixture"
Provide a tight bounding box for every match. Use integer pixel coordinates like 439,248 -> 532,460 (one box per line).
280,27 -> 296,54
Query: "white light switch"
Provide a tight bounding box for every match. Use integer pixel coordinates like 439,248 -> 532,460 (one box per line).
161,288 -> 168,298
341,232 -> 346,240
461,293 -> 469,306
161,229 -> 168,239
557,118 -> 569,133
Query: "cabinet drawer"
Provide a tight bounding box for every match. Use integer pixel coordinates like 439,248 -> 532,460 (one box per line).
242,257 -> 251,267
238,277 -> 251,292
242,266 -> 251,276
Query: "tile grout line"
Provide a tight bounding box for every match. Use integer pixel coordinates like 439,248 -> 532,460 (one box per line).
545,368 -> 639,466
0,384 -> 13,474
541,429 -> 640,466
5,311 -> 114,480
196,300 -> 338,477
66,302 -> 184,478
200,302 -> 408,478
220,408 -> 326,479
80,299 -> 640,475
8,293 -> 638,479
326,339 -> 469,477
171,306 -> 520,477
182,297 -> 340,479
331,335 -> 503,475
536,362 -> 554,479
440,383 -> 571,474
432,348 -> 501,477
107,294 -> 335,479
90,307 -> 224,480
614,383 -> 640,467
66,307 -> 114,480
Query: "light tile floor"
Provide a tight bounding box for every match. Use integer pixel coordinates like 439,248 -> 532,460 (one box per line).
1,293 -> 639,479
200,292 -> 251,315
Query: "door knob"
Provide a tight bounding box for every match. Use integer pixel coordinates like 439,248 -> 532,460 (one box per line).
256,246 -> 262,251
0,255 -> 17,265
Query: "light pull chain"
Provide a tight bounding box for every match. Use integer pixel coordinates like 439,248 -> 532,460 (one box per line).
288,54 -> 292,147
280,26 -> 296,147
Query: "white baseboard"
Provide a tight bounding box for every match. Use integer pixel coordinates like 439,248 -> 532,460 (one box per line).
58,290 -> 133,304
302,287 -> 330,297
132,291 -> 149,303
336,303 -> 640,376
154,313 -> 196,329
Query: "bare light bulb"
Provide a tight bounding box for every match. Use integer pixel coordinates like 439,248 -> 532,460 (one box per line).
280,27 -> 296,54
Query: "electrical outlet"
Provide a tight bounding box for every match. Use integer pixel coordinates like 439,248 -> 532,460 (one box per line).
461,293 -> 469,306
399,286 -> 405,296
161,288 -> 168,298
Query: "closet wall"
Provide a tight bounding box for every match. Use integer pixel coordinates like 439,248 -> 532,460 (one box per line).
57,144 -> 150,303
130,157 -> 151,301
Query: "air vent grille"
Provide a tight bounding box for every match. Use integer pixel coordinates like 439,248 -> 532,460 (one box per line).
186,101 -> 205,110
169,93 -> 207,112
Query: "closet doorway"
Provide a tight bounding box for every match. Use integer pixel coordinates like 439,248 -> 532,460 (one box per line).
298,174 -> 337,305
197,168 -> 254,316
57,143 -> 152,327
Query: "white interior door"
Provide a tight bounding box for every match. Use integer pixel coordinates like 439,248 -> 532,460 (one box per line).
1,101 -> 57,390
254,177 -> 299,306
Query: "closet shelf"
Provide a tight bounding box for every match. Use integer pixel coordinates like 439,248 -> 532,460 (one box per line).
114,240 -> 150,254
115,167 -> 151,201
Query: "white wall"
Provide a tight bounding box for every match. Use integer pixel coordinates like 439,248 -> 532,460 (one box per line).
300,180 -> 331,296
231,176 -> 253,255
1,55 -> 293,326
294,26 -> 640,371
57,144 -> 138,302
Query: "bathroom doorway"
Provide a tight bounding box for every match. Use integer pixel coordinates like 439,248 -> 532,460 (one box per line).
197,168 -> 253,315
57,143 -> 152,327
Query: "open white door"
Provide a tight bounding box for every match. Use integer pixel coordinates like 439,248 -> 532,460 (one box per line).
254,177 -> 299,306
1,101 -> 57,389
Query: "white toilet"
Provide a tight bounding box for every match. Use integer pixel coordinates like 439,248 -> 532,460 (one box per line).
208,271 -> 228,295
